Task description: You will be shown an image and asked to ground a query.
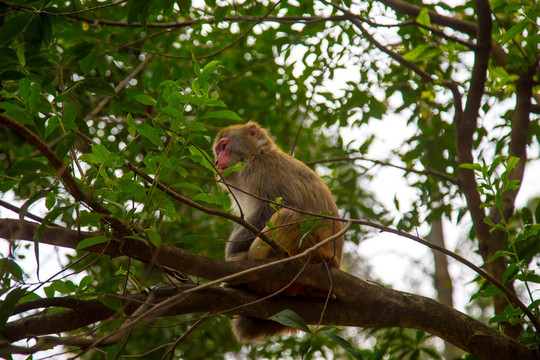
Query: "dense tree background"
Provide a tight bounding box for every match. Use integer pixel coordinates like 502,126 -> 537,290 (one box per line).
0,0 -> 539,359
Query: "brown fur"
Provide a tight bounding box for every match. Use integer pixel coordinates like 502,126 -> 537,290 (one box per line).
214,122 -> 343,342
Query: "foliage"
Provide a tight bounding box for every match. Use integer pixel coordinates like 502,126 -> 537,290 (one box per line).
0,0 -> 539,359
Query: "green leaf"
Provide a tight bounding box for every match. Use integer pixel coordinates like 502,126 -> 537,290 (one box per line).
16,45 -> 26,67
79,153 -> 99,165
76,236 -> 110,250
137,123 -> 163,148
270,196 -> 283,211
177,0 -> 192,16
501,21 -> 528,44
78,78 -> 116,96
199,60 -> 222,81
52,279 -> 77,294
470,284 -> 506,301
7,159 -> 53,175
117,179 -> 147,201
81,49 -> 99,74
146,229 -> 161,247
459,163 -> 481,171
322,332 -> 364,359
18,78 -> 32,103
92,144 -> 112,165
0,13 -> 34,46
44,115 -> 59,139
134,94 -> 157,106
28,81 -> 41,111
98,295 -> 123,312
415,8 -> 431,35
199,110 -> 241,120
515,272 -> 540,284
214,5 -> 229,22
269,310 -> 311,334
0,258 -> 23,282
128,0 -> 153,28
0,287 -> 26,329
62,101 -> 77,131
24,13 -> 52,50
220,162 -> 245,177
171,182 -> 204,193
402,44 -> 429,61
502,263 -> 518,284
188,145 -> 214,171
127,113 -> 137,138
193,193 -> 226,206
0,70 -> 25,81
78,211 -> 106,228
485,250 -> 513,263
299,222 -> 325,248
416,8 -> 431,27
506,156 -> 520,171
45,192 -> 56,210
79,275 -> 95,290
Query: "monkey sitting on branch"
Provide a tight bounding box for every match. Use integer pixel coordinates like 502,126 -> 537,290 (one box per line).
213,122 -> 344,342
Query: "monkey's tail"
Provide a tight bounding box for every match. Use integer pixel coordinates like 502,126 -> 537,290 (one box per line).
231,316 -> 297,342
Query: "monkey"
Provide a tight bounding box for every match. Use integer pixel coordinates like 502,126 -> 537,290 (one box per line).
213,121 -> 344,342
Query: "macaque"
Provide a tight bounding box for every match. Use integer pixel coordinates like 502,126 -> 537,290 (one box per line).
213,121 -> 344,342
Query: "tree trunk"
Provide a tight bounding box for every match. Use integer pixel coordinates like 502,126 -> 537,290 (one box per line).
427,218 -> 460,360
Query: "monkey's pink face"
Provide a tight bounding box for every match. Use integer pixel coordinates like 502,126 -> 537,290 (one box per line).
214,137 -> 231,170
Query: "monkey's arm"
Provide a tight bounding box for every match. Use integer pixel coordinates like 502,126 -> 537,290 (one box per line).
249,208 -> 343,268
225,210 -> 274,261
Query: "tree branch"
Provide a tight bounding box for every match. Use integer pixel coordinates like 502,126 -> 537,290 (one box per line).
321,0 -> 463,108
2,283 -> 537,360
454,2 -> 492,261
378,0 -> 507,66
2,217 -> 538,333
305,155 -> 458,185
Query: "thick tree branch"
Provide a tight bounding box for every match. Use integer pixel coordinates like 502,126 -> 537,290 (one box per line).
451,0 -> 521,336
2,283 -> 538,360
2,217 -> 538,333
454,2 -> 492,263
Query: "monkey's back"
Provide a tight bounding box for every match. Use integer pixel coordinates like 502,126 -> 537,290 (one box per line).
239,148 -> 339,216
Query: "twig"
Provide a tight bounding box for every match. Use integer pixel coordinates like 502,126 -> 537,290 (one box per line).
305,155 -> 458,184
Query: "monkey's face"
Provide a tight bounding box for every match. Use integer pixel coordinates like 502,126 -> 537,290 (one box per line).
213,122 -> 262,173
214,137 -> 232,171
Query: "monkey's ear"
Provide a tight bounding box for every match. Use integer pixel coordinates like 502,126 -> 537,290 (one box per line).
246,122 -> 260,140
